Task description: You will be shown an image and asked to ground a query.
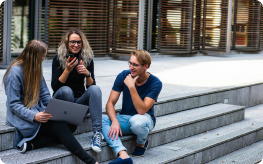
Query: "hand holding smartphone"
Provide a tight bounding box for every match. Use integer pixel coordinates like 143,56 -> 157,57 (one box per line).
66,54 -> 74,61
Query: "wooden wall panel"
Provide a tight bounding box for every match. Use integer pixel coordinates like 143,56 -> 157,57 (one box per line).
108,0 -> 139,55
46,0 -> 263,56
200,0 -> 228,51
159,0 -> 193,54
193,0 -> 202,50
48,0 -> 108,57
41,0 -> 47,43
82,1 -> 109,55
247,0 -> 261,49
233,0 -> 261,50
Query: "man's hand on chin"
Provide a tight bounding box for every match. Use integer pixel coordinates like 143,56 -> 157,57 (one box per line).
124,74 -> 138,89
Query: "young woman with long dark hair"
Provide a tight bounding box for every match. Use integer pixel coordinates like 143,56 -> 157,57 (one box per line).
3,40 -> 99,164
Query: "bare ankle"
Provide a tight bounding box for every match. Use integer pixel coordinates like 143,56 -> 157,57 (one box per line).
137,144 -> 144,148
118,151 -> 130,159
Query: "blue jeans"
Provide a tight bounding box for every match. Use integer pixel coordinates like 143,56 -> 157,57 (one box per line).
102,113 -> 154,156
53,85 -> 102,132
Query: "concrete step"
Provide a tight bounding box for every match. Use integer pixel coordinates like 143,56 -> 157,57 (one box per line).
1,79 -> 262,152
0,116 -> 93,152
103,120 -> 263,164
0,84 -> 246,152
206,140 -> 263,164
0,103 -> 245,163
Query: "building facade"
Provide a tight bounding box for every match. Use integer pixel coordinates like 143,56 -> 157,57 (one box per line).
1,0 -> 263,64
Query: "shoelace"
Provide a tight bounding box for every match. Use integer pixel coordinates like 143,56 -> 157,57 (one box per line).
93,132 -> 103,146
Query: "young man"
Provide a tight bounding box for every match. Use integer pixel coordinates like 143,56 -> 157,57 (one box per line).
102,50 -> 162,164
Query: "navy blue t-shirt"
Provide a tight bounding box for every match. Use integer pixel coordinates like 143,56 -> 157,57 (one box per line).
112,70 -> 162,125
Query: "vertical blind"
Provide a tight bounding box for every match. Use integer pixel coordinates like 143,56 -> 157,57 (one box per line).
232,0 -> 261,50
7,0 -> 262,58
158,0 -> 231,54
46,0 -> 263,56
108,0 -> 139,55
41,0 -> 47,42
82,0 -> 109,56
0,3 -> 3,62
48,0 -> 108,57
199,0 -> 228,51
158,0 -> 193,54
247,0 -> 261,49
193,0 -> 202,51
48,0 -> 82,56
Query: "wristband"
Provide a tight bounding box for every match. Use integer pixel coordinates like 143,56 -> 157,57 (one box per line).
85,72 -> 91,78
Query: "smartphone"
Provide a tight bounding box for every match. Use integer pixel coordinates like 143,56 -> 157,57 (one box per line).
66,54 -> 74,61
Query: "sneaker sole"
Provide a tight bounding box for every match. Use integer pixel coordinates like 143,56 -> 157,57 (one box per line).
92,145 -> 102,153
132,153 -> 146,157
20,143 -> 27,154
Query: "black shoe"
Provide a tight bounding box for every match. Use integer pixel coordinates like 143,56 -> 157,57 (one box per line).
20,142 -> 27,153
132,140 -> 149,157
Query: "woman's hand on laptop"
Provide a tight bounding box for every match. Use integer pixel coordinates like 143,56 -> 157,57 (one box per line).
34,111 -> 52,123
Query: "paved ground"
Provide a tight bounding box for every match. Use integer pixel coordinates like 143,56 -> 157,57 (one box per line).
0,53 -> 263,111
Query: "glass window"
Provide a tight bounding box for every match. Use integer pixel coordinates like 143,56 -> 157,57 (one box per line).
11,0 -> 30,58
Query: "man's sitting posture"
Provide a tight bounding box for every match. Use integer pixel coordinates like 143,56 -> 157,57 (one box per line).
102,50 -> 162,164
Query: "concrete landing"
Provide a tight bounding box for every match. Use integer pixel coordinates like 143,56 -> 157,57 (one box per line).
0,53 -> 263,163
0,54 -> 262,133
0,54 -> 263,110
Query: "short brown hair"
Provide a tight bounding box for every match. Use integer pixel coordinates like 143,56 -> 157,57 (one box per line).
131,50 -> 151,68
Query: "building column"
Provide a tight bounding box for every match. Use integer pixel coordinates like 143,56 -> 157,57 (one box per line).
34,0 -> 42,40
145,0 -> 153,52
226,0 -> 233,54
44,0 -> 48,44
3,0 -> 12,65
137,0 -> 145,50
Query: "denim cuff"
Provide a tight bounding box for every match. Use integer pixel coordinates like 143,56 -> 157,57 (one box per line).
136,139 -> 147,145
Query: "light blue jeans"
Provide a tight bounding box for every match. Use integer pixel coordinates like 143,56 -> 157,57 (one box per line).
102,113 -> 154,156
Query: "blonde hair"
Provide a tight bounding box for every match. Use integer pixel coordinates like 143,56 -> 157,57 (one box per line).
131,50 -> 151,68
57,28 -> 94,69
3,40 -> 47,108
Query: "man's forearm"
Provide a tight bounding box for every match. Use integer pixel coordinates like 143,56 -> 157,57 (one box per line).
106,103 -> 119,123
129,86 -> 147,114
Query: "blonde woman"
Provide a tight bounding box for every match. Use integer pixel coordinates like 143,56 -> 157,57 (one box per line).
51,29 -> 103,153
4,40 -> 98,164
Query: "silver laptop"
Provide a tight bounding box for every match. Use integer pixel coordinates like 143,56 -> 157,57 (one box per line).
45,98 -> 89,126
